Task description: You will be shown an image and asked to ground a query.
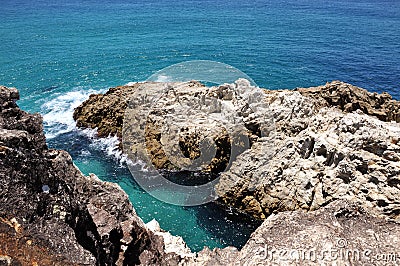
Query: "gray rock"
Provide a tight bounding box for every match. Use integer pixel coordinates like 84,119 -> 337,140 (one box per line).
296,80 -> 400,122
216,86 -> 400,221
12,79 -> 397,265
190,200 -> 400,266
73,80 -> 400,221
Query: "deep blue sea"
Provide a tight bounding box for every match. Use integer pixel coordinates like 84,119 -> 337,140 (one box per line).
1,0 -> 399,252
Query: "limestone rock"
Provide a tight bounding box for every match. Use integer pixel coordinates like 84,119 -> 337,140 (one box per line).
73,81 -> 400,221
184,200 -> 400,265
232,200 -> 400,265
217,88 -> 400,220
2,81 -> 400,265
122,80 -> 272,175
73,83 -> 143,138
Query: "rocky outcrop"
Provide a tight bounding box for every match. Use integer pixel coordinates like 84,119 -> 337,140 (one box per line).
0,86 -> 192,265
216,85 -> 400,220
2,82 -> 400,265
73,83 -> 143,139
74,80 -> 400,221
120,80 -> 271,177
191,200 -> 400,266
296,80 -> 400,122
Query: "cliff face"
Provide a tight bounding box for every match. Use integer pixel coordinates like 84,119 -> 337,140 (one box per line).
0,86 -> 189,265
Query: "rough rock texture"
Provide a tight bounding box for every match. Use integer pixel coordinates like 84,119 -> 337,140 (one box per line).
74,80 -> 400,221
0,86 -> 192,265
2,83 -> 400,265
73,83 -> 143,139
74,80 -> 271,175
296,80 -> 400,122
121,80 -> 271,176
190,200 -> 400,266
216,85 -> 400,220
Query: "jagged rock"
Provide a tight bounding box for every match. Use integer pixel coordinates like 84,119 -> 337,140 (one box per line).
121,80 -> 272,175
73,81 -> 400,221
296,80 -> 400,122
73,83 -> 143,139
2,82 -> 400,265
76,80 -> 273,176
0,86 -> 193,265
216,87 -> 400,220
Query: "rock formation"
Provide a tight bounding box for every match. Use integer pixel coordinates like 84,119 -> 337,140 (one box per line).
120,80 -> 272,178
296,80 -> 400,122
73,83 -> 144,139
74,80 -> 400,221
216,83 -> 400,220
191,200 -> 400,266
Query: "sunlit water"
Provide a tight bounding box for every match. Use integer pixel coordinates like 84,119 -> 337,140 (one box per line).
1,0 -> 399,252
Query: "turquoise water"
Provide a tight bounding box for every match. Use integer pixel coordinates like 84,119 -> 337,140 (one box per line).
47,131 -> 260,251
1,0 -> 399,252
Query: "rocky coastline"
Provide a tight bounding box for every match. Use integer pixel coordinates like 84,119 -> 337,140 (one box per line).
74,80 -> 400,220
1,81 -> 400,265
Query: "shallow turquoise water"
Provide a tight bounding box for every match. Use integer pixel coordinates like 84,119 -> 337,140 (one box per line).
46,132 -> 260,251
1,0 -> 399,252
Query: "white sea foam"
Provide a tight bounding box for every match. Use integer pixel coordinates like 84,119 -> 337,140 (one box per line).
41,87 -> 130,164
41,88 -> 103,139
154,74 -> 172,82
125,81 -> 137,86
78,128 -> 129,165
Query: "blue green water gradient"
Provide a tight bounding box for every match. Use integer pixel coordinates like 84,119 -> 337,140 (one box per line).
1,0 -> 399,252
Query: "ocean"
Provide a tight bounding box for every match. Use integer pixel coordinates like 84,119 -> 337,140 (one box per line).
0,0 -> 399,252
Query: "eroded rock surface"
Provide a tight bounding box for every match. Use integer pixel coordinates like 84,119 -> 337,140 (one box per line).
73,83 -> 143,139
121,80 -> 272,176
74,80 -> 400,221
296,80 -> 400,122
216,87 -> 400,220
1,82 -> 400,265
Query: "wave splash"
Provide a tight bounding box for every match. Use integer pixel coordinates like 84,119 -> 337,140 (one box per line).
41,88 -> 102,139
79,128 -> 129,165
40,87 -> 127,164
